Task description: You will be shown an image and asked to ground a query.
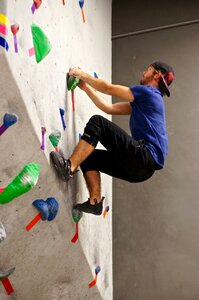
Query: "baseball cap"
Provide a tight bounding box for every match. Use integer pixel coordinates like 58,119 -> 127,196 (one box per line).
151,61 -> 174,97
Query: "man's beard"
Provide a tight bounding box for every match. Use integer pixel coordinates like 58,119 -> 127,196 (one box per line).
140,74 -> 154,85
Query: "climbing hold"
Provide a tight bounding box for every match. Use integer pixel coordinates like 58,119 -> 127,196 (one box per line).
31,23 -> 52,63
0,113 -> 19,136
26,197 -> 59,231
0,36 -> 9,51
59,108 -> 66,130
46,197 -> 59,221
95,266 -> 101,275
40,126 -> 46,150
49,130 -> 61,152
11,24 -> 19,53
66,71 -> 80,91
0,23 -> 8,36
103,205 -> 110,218
67,70 -> 80,112
88,266 -> 101,288
31,0 -> 42,14
72,208 -> 83,223
79,0 -> 86,23
32,199 -> 49,220
0,14 -> 10,26
71,208 -> 83,243
0,163 -> 40,204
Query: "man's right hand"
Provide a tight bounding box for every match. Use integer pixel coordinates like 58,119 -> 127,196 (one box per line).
69,67 -> 83,79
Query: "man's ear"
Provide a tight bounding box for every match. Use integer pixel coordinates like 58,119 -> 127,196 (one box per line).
154,72 -> 162,83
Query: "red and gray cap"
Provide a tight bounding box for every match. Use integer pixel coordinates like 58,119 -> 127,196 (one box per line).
151,61 -> 174,97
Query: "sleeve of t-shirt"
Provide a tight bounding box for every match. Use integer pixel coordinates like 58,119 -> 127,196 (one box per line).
130,85 -> 149,103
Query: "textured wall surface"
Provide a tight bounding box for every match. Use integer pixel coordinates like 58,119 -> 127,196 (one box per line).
0,1 -> 112,299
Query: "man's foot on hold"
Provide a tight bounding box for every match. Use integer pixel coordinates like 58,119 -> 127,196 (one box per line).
50,151 -> 74,182
74,197 -> 105,216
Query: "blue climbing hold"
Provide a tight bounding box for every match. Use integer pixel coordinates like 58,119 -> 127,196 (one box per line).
32,199 -> 49,220
0,36 -> 9,51
46,197 -> 59,221
95,266 -> 101,275
3,113 -> 19,127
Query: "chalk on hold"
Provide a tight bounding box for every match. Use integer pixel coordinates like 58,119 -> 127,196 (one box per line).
0,222 -> 6,242
31,23 -> 52,63
0,163 -> 40,205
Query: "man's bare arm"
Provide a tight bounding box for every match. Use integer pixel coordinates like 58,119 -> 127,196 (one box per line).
69,68 -> 134,100
83,84 -> 132,115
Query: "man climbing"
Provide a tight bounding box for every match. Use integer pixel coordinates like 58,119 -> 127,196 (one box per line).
50,62 -> 174,215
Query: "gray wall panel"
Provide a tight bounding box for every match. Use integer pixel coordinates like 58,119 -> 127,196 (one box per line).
112,21 -> 199,300
112,0 -> 199,36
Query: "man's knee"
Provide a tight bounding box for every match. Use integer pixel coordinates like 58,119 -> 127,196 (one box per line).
81,115 -> 102,147
89,114 -> 104,125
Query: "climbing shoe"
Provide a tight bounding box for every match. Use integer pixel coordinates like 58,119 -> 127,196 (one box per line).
50,151 -> 74,182
74,197 -> 105,216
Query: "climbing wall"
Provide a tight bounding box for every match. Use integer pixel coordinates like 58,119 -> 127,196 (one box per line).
0,0 -> 112,299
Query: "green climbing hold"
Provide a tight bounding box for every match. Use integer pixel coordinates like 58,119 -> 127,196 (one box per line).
72,208 -> 83,223
0,163 -> 40,204
67,71 -> 80,91
49,130 -> 61,148
31,23 -> 52,63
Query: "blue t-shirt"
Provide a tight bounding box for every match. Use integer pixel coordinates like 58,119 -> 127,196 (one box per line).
129,85 -> 168,168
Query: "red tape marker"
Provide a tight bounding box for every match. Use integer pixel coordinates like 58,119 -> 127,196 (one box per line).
88,266 -> 101,288
1,278 -> 14,295
71,223 -> 79,243
88,274 -> 97,288
26,213 -> 42,231
81,8 -> 85,23
71,90 -> 75,112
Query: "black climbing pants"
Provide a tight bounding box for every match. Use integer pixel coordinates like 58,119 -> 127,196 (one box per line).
80,115 -> 160,183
